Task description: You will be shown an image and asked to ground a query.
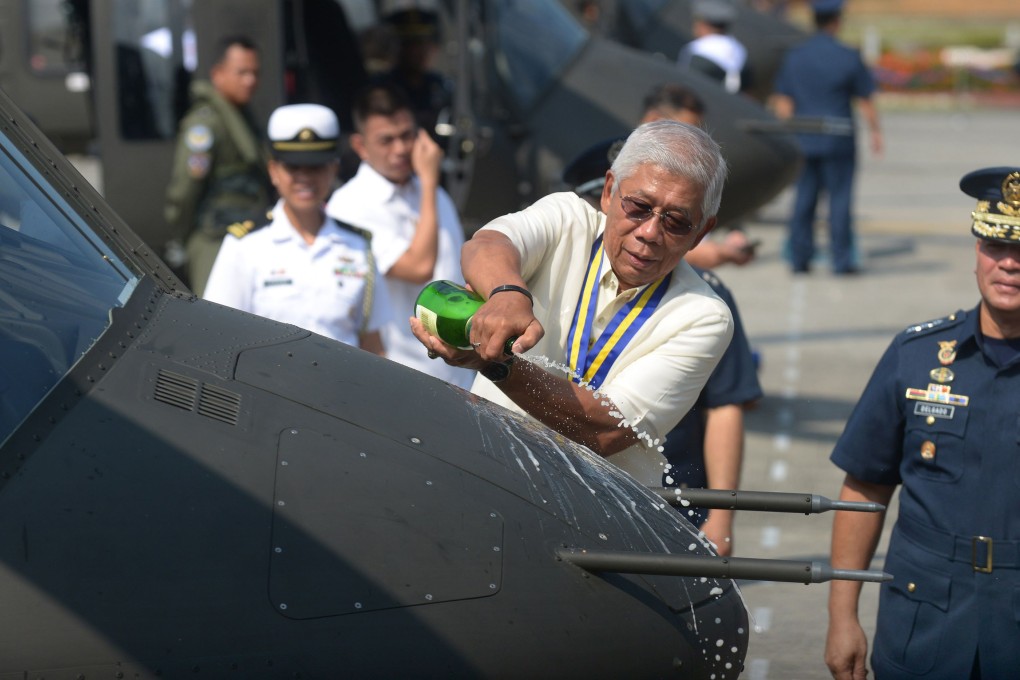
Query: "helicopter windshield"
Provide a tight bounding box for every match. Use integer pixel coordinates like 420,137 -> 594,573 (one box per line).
491,0 -> 586,112
0,134 -> 139,444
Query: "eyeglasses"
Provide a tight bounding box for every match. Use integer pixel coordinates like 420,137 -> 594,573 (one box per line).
619,195 -> 695,237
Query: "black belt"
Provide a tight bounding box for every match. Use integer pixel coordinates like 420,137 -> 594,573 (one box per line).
897,513 -> 1020,573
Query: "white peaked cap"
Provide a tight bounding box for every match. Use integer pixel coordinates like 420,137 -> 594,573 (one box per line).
267,103 -> 339,165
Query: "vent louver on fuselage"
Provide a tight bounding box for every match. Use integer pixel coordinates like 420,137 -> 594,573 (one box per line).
154,369 -> 240,426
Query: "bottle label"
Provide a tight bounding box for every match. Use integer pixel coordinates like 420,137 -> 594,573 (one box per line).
416,305 -> 440,337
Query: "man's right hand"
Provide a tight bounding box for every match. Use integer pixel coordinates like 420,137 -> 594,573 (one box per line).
468,288 -> 544,362
825,616 -> 870,680
411,128 -> 443,188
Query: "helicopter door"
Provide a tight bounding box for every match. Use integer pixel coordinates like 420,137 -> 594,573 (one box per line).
90,0 -> 283,258
0,0 -> 94,153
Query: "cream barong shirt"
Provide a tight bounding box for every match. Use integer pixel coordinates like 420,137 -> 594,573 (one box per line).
471,192 -> 734,486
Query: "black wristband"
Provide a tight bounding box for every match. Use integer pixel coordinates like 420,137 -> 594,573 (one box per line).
489,284 -> 533,305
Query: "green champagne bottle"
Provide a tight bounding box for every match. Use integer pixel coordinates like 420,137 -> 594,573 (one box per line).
414,280 -> 484,350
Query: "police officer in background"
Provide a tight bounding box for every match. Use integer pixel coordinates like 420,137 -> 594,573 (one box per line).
372,1 -> 452,144
203,104 -> 391,355
164,35 -> 272,296
825,167 -> 1020,679
770,0 -> 881,275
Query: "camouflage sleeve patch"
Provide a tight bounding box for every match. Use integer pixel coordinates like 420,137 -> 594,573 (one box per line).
185,124 -> 214,152
187,153 -> 211,179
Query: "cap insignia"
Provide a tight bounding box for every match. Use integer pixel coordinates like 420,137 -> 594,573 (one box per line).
299,128 -> 315,141
998,171 -> 1020,217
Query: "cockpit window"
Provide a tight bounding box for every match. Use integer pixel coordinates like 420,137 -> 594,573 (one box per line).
618,0 -> 670,32
491,0 -> 586,112
0,137 -> 138,444
112,0 -> 196,140
26,0 -> 90,75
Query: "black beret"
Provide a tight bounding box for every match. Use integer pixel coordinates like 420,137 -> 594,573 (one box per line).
562,136 -> 627,198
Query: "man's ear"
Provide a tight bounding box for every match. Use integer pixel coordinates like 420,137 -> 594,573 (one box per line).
600,170 -> 615,214
350,133 -> 368,161
691,216 -> 717,249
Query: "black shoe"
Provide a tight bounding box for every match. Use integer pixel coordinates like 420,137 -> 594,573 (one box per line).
834,266 -> 860,276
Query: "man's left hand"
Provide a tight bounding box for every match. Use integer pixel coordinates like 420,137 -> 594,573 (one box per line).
410,317 -> 490,370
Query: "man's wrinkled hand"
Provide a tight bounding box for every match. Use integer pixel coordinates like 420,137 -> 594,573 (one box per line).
409,317 -> 488,370
467,292 -> 544,362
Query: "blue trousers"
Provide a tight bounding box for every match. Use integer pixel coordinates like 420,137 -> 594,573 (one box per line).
788,154 -> 856,272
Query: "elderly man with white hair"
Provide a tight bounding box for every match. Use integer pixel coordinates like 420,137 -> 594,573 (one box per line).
412,120 -> 733,486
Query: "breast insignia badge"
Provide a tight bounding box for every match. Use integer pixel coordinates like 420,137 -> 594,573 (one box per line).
937,340 -> 957,365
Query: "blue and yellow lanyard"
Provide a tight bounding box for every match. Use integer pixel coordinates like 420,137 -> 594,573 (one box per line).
565,235 -> 672,389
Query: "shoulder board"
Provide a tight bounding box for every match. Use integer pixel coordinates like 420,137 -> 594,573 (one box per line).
226,220 -> 258,240
903,310 -> 965,337
698,268 -> 722,289
334,219 -> 372,241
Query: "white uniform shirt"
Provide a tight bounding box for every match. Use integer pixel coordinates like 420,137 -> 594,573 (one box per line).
326,162 -> 474,389
203,199 -> 393,348
678,34 -> 748,94
471,192 -> 733,486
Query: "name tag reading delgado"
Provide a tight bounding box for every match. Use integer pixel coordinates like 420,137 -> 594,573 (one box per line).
905,383 -> 970,407
914,402 -> 954,420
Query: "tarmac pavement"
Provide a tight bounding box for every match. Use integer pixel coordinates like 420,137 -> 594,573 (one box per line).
717,106 -> 1017,679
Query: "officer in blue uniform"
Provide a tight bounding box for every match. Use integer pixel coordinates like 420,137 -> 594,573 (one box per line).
661,267 -> 762,551
825,167 -> 1020,679
771,0 -> 882,274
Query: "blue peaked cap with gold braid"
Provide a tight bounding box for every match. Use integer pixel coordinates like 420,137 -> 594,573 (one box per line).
960,166 -> 1020,244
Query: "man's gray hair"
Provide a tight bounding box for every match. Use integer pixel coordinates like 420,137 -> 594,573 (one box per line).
609,120 -> 728,229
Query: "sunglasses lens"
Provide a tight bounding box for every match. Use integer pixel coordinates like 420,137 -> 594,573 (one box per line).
664,215 -> 693,236
621,196 -> 692,236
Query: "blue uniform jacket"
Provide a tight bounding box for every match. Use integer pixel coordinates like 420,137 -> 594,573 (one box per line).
831,307 -> 1020,678
773,33 -> 876,158
662,268 -> 762,526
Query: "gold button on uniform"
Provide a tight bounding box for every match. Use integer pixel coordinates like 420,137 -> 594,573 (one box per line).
907,582 -> 916,593
926,416 -> 936,425
921,441 -> 936,460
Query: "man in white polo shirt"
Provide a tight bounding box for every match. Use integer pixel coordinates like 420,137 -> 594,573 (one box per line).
326,83 -> 473,389
411,121 -> 733,485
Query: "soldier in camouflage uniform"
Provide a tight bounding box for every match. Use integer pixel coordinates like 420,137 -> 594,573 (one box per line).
164,35 -> 272,295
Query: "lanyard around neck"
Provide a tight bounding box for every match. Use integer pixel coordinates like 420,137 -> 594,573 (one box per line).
565,235 -> 672,389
